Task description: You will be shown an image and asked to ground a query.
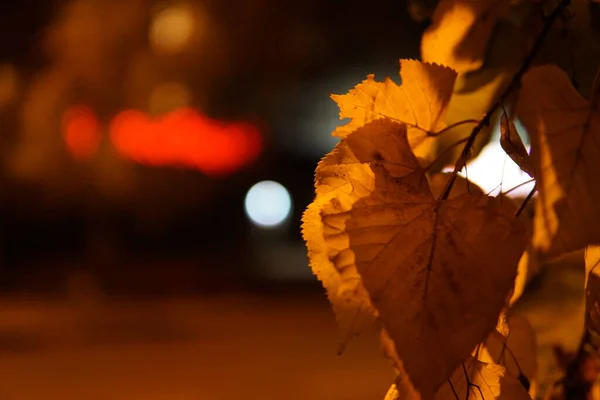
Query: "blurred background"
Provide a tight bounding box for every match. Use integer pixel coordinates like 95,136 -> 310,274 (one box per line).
0,1 -> 427,398
0,0 -> 427,293
0,0 -> 552,398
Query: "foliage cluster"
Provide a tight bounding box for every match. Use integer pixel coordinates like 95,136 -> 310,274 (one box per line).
302,0 -> 600,398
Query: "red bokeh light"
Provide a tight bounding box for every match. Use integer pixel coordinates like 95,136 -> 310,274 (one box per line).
109,108 -> 262,176
62,105 -> 262,176
62,105 -> 101,160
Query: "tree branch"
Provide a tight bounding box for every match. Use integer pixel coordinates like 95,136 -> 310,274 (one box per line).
437,0 -> 571,203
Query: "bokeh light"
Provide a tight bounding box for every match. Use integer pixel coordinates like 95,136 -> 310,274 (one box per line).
62,105 -> 101,160
148,81 -> 192,115
110,108 -> 262,176
445,120 -> 534,198
149,4 -> 196,55
244,181 -> 292,228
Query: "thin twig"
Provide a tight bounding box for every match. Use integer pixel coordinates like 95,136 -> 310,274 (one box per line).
486,182 -> 503,197
500,153 -> 507,203
462,362 -> 484,399
437,0 -> 571,204
424,137 -> 470,172
503,178 -> 535,196
369,115 -> 479,138
425,119 -> 480,137
516,184 -> 537,218
448,379 -> 460,400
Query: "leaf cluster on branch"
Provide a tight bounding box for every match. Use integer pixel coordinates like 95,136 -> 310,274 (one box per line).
302,0 -> 600,399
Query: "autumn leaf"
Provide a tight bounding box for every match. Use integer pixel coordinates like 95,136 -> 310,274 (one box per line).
427,68 -> 514,172
303,118 -> 526,398
381,329 -> 422,399
382,330 -> 531,400
535,0 -> 600,101
421,0 -> 511,73
384,384 -> 401,400
384,356 -> 531,400
500,110 -> 534,178
584,246 -> 600,341
479,314 -> 537,391
303,198 -> 378,349
510,246 -> 540,306
435,356 -> 532,400
429,172 -> 484,199
330,59 -> 457,163
516,65 -> 600,256
420,0 -> 535,171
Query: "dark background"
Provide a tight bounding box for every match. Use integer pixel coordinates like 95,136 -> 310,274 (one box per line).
0,0 -> 425,295
0,3 -> 427,398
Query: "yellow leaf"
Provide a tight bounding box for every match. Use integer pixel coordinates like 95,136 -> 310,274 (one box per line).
536,0 -> 600,101
426,68 -> 513,172
303,200 -> 378,350
331,60 -> 457,163
586,245 -> 600,289
510,246 -> 540,306
429,172 -> 484,199
381,329 -> 422,399
384,384 -> 401,400
435,357 -> 531,400
304,118 -> 526,398
585,246 -> 600,341
516,65 -> 600,256
384,357 -> 531,400
500,110 -> 534,178
421,0 -> 510,73
479,314 -> 537,390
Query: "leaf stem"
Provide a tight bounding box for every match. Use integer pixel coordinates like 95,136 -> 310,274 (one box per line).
437,0 -> 571,203
423,137 -> 470,172
515,184 -> 537,218
424,119 -> 480,137
503,178 -> 536,196
382,116 -> 479,137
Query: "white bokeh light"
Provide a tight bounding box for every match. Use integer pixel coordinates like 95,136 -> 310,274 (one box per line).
443,120 -> 534,198
245,181 -> 292,228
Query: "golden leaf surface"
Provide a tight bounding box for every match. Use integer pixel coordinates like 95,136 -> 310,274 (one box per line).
516,65 -> 600,256
585,246 -> 600,340
303,195 -> 378,349
330,60 -> 457,163
382,330 -> 530,400
435,357 -> 531,400
303,118 -> 526,398
429,172 -> 484,199
510,246 -> 540,306
385,357 -> 531,400
479,314 -> 537,387
381,329 -> 422,399
426,68 -> 513,172
421,0 -> 510,73
500,110 -> 534,178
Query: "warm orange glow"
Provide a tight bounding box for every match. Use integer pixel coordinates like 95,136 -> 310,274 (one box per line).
150,4 -> 198,55
62,105 -> 101,160
0,64 -> 18,106
109,108 -> 261,176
